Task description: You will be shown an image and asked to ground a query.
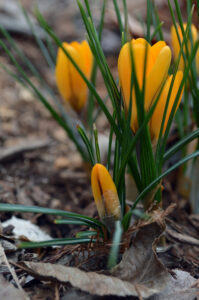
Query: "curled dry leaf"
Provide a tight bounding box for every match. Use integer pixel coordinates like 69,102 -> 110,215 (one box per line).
112,213 -> 171,291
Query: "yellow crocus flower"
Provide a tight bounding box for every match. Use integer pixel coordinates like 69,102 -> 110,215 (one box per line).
171,23 -> 198,71
55,40 -> 93,113
91,163 -> 121,229
118,38 -> 183,141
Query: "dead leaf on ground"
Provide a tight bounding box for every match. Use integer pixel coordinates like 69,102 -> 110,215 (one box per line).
112,217 -> 170,291
0,275 -> 27,300
151,269 -> 199,300
16,261 -> 163,298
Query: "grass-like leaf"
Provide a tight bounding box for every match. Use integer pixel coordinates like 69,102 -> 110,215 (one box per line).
18,237 -> 96,249
54,219 -> 89,226
0,203 -> 103,228
163,128 -> 199,162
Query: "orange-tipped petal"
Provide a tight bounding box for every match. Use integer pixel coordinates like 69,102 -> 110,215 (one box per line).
150,71 -> 184,140
91,164 -> 121,222
55,40 -> 93,113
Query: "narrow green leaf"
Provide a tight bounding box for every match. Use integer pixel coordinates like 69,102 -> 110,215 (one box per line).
77,125 -> 95,166
146,0 -> 152,41
87,0 -> 106,133
54,219 -> 89,226
163,128 -> 199,162
93,124 -> 101,163
113,0 -> 125,43
18,237 -> 96,249
151,2 -> 164,40
150,21 -> 164,41
0,203 -> 103,228
76,231 -> 97,238
21,5 -> 54,70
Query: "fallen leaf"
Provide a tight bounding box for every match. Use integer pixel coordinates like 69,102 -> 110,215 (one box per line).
0,275 -> 26,300
0,244 -> 27,299
17,261 -> 162,298
112,217 -> 170,291
151,269 -> 199,300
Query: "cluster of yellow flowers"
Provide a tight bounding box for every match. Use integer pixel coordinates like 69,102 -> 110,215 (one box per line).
55,37 -> 186,141
55,26 -> 198,222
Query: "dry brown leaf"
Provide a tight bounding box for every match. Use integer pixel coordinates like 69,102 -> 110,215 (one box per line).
17,261 -> 162,298
152,269 -> 199,300
0,244 -> 28,299
0,275 -> 27,300
112,218 -> 170,291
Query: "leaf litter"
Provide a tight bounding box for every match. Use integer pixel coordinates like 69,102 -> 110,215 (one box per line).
7,210 -> 196,299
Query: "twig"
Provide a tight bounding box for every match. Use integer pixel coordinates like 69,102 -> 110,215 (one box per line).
0,139 -> 50,163
0,243 -> 28,299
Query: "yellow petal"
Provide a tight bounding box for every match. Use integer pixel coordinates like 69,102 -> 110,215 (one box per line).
66,45 -> 88,112
132,38 -> 151,47
150,41 -> 166,63
150,71 -> 183,140
171,24 -> 198,71
80,40 -> 93,78
91,164 -> 121,221
145,45 -> 171,111
91,164 -> 106,219
118,40 -> 153,131
55,42 -> 72,105
55,40 -> 93,113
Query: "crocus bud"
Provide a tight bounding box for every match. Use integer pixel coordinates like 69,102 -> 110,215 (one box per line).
171,23 -> 197,71
118,38 -> 183,141
91,164 -> 121,230
55,40 -> 93,113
